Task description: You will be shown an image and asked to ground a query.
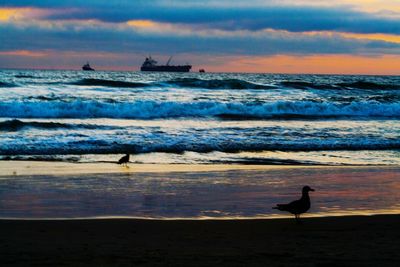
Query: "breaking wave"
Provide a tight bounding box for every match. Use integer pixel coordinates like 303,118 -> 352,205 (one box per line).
164,78 -> 276,89
0,81 -> 16,87
280,80 -> 400,90
0,100 -> 399,119
14,74 -> 36,79
337,81 -> 400,90
0,138 -> 399,156
63,78 -> 400,91
0,119 -> 118,131
70,77 -> 276,90
71,78 -> 150,88
280,81 -> 337,90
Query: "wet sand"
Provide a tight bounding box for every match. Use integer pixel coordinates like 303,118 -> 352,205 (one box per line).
0,160 -> 335,176
1,215 -> 400,266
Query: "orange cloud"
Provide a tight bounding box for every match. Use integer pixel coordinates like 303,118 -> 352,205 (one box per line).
0,7 -> 81,22
206,54 -> 400,75
127,20 -> 157,28
295,30 -> 400,44
126,19 -> 195,35
0,50 -> 47,57
341,33 -> 400,44
0,8 -> 29,21
276,1 -> 400,16
341,0 -> 400,15
0,7 -> 55,21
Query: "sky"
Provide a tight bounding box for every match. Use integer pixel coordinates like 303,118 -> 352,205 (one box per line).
0,0 -> 399,74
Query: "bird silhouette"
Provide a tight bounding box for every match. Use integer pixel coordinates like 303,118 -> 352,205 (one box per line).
273,186 -> 315,223
117,154 -> 130,167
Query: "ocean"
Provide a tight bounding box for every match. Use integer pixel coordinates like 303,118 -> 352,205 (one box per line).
0,70 -> 399,165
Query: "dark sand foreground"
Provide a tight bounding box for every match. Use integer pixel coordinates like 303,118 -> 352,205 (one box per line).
1,215 -> 400,266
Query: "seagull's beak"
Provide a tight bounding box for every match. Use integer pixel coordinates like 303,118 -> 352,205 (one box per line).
310,188 -> 315,192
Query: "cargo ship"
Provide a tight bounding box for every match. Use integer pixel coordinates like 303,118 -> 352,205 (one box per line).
82,62 -> 95,71
140,56 -> 191,72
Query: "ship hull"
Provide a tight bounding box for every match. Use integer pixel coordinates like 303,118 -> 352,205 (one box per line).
141,65 -> 191,72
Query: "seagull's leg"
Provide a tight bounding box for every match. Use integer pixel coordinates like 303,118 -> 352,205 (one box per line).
295,214 -> 302,224
297,214 -> 303,225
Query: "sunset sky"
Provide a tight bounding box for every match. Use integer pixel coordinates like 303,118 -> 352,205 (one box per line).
0,0 -> 399,74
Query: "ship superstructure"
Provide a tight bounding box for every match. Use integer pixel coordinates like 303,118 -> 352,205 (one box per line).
140,56 -> 191,72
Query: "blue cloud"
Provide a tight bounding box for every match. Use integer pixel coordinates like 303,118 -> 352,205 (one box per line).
0,21 -> 399,56
48,7 -> 400,34
1,1 -> 400,34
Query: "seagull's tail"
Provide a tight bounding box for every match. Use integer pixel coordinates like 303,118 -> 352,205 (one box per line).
272,204 -> 287,211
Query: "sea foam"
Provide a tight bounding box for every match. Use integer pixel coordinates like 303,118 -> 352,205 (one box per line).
0,100 -> 399,119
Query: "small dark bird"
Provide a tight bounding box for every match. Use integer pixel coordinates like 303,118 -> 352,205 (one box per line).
117,154 -> 130,166
273,186 -> 315,223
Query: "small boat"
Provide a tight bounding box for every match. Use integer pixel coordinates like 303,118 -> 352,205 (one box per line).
82,62 -> 95,71
140,56 -> 191,72
199,69 -> 205,73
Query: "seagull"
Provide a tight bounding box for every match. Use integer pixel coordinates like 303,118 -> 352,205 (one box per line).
117,154 -> 130,167
273,186 -> 315,223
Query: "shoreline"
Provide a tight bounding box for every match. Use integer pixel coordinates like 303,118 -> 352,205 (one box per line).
2,213 -> 399,222
2,209 -> 400,221
2,214 -> 400,266
0,160 -> 398,176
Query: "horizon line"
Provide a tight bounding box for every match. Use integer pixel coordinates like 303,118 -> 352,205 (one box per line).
1,67 -> 398,77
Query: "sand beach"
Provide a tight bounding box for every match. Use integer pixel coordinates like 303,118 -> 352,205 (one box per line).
1,162 -> 400,266
1,215 -> 400,266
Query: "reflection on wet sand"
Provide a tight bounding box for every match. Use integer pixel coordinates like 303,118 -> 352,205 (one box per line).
0,164 -> 399,219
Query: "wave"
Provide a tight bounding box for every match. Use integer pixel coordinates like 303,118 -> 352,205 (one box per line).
211,158 -> 330,165
70,78 -> 276,90
338,81 -> 400,90
14,74 -> 36,78
0,81 -> 16,87
0,155 -> 342,165
164,78 -> 276,89
0,119 -> 118,131
280,81 -> 337,90
281,80 -> 400,90
12,76 -> 400,91
0,155 -> 81,162
0,139 -> 399,156
0,100 -> 399,119
71,78 -> 150,88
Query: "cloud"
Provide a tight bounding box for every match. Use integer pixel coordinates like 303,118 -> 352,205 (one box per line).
209,54 -> 400,75
0,19 -> 399,57
0,7 -> 53,21
45,7 -> 400,35
0,49 -> 47,57
2,1 -> 400,34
